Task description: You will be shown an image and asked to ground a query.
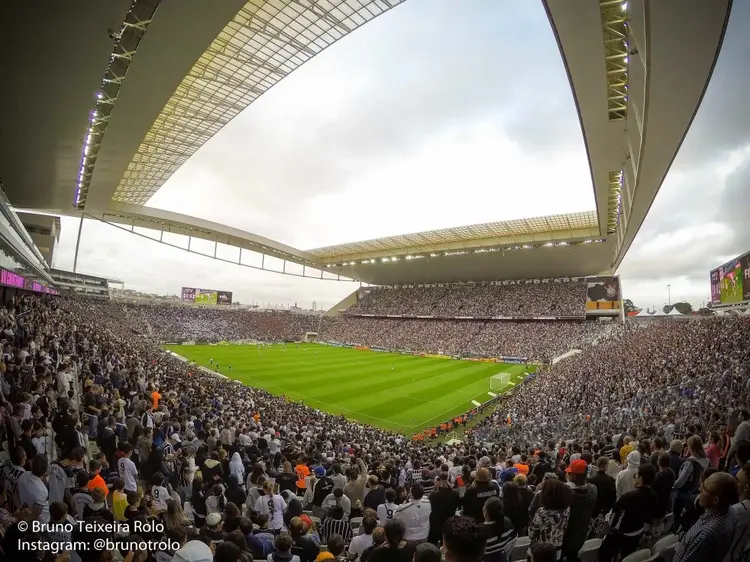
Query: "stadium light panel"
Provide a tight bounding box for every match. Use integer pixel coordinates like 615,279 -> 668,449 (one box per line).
74,4 -> 157,209
600,0 -> 629,121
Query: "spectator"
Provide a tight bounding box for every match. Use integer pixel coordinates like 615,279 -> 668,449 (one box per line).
348,515 -> 376,560
367,520 -> 414,562
562,459 -> 597,561
320,505 -> 353,545
441,516 -> 487,562
674,472 -> 738,562
674,436 -> 710,527
427,473 -> 460,545
360,526 -> 385,562
481,497 -> 517,562
653,453 -> 676,523
589,456 -> 617,538
616,451 -> 641,499
462,468 -> 500,522
269,533 -> 301,562
599,464 -> 660,562
528,479 -> 571,556
726,463 -> 750,562
393,483 -> 430,547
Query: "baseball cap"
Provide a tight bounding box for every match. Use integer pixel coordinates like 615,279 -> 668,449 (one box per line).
415,542 -> 442,562
314,466 -> 326,477
173,540 -> 213,562
170,433 -> 182,443
206,512 -> 222,528
565,459 -> 588,475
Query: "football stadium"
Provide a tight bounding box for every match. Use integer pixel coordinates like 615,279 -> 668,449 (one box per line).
2,1 -> 749,561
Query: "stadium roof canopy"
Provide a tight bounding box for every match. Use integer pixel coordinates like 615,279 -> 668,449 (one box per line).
1,0 -> 733,285
307,212 -> 600,263
305,211 -> 610,284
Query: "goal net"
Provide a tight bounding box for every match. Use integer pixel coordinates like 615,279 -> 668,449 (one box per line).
489,372 -> 513,393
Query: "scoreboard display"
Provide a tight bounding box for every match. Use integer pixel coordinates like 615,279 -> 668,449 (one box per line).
710,251 -> 750,305
181,287 -> 232,305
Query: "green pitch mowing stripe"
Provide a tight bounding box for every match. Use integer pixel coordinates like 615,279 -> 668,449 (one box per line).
166,343 -> 532,434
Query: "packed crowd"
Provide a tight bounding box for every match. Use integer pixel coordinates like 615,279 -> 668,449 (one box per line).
470,318 -> 750,445
120,304 -> 320,343
345,283 -> 589,319
114,299 -> 609,361
0,291 -> 749,562
318,317 -> 609,360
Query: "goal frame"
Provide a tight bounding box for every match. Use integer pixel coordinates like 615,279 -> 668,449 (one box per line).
489,372 -> 512,393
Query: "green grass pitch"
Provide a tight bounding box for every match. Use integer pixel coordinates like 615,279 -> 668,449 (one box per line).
165,343 -> 531,434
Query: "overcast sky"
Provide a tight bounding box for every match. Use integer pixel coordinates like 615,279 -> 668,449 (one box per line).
53,0 -> 749,310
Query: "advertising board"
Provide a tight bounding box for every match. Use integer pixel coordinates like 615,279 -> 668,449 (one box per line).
0,268 -> 59,295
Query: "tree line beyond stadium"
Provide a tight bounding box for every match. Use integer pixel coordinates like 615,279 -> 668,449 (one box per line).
181,287 -> 232,305
710,250 -> 750,305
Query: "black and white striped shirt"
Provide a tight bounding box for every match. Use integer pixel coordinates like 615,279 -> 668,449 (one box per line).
320,518 -> 353,544
483,519 -> 517,561
406,468 -> 422,485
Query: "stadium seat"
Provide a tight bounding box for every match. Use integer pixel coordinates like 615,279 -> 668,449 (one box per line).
652,534 -> 678,554
350,516 -> 363,530
511,536 -> 530,561
621,549 -> 653,562
662,512 -> 674,531
577,538 -> 602,562
653,543 -> 678,562
311,516 -> 322,527
183,501 -> 194,521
